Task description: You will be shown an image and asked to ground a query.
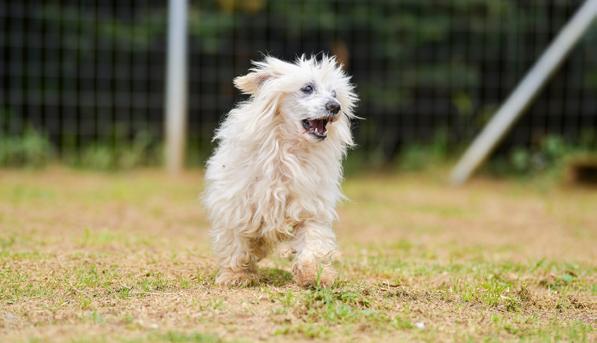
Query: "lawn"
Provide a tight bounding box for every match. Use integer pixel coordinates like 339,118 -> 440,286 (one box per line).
0,168 -> 595,342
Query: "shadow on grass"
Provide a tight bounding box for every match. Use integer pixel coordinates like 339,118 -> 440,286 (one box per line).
258,268 -> 293,287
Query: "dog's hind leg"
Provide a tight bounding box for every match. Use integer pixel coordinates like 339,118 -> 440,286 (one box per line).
290,221 -> 338,288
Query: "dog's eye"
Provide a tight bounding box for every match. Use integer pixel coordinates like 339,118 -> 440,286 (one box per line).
331,90 -> 337,98
301,84 -> 314,94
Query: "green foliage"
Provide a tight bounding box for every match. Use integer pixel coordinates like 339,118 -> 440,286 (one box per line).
188,9 -> 236,53
79,145 -> 115,171
487,133 -> 597,177
6,1 -> 597,169
396,129 -> 452,171
0,128 -> 161,171
0,119 -> 161,170
72,131 -> 160,170
40,5 -> 166,50
0,128 -> 54,168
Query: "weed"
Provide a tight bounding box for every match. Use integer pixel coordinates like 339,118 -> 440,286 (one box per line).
157,331 -> 223,343
392,315 -> 414,330
274,323 -> 332,339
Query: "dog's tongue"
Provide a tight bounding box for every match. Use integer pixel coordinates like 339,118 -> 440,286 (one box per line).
313,119 -> 325,132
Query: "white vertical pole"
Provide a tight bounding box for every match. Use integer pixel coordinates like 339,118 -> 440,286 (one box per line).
450,0 -> 597,185
165,0 -> 188,174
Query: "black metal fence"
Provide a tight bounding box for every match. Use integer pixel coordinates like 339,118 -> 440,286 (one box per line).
1,1 -> 596,164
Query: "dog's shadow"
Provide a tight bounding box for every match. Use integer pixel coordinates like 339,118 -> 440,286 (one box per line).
257,267 -> 293,287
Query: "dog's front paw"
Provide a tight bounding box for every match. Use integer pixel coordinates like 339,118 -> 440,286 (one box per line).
292,260 -> 336,288
215,269 -> 258,287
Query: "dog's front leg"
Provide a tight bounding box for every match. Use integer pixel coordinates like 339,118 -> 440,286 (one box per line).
290,221 -> 338,287
212,228 -> 261,286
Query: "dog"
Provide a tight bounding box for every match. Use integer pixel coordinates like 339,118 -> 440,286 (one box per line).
203,55 -> 358,287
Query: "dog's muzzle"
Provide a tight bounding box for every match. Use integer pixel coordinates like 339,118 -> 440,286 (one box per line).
302,117 -> 331,140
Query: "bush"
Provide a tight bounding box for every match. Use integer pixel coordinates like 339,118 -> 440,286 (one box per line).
396,130 -> 452,171
73,131 -> 160,170
0,129 -> 54,168
487,134 -> 595,177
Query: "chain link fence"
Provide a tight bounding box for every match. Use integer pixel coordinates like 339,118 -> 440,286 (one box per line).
1,0 -> 596,166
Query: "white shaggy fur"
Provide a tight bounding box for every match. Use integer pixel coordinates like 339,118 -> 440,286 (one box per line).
203,55 -> 358,287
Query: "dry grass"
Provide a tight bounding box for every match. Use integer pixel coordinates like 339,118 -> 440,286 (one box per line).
0,167 -> 595,342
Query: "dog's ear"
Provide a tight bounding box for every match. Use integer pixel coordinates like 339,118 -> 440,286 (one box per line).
234,57 -> 292,95
233,70 -> 271,95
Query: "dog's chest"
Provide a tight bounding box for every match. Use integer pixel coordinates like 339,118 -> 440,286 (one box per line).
251,168 -> 310,219
247,144 -> 336,233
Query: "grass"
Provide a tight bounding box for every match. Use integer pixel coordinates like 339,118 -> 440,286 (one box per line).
0,168 -> 595,342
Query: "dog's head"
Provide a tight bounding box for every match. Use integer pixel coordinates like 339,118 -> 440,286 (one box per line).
233,55 -> 358,144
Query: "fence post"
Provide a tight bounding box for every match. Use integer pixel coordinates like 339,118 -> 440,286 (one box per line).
450,0 -> 597,185
165,0 -> 189,174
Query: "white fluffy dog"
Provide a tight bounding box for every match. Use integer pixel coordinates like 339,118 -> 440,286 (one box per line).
203,55 -> 358,287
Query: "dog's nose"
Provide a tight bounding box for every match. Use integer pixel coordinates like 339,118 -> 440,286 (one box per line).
326,101 -> 341,115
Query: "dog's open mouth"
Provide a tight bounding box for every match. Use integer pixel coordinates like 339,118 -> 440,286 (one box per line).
302,118 -> 329,139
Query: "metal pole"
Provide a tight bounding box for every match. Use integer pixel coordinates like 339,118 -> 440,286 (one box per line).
450,0 -> 597,185
165,0 -> 188,174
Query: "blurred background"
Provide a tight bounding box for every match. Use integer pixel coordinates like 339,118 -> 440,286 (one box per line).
1,0 -> 596,177
3,3 -> 597,341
